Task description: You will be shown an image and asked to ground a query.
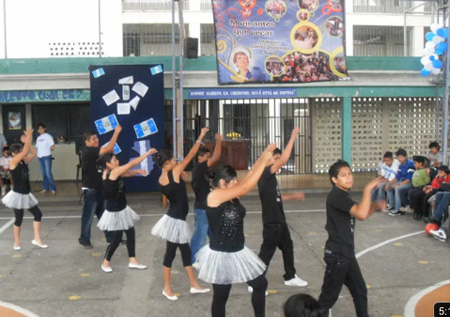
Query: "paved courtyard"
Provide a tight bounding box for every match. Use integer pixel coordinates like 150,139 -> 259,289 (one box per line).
0,190 -> 448,317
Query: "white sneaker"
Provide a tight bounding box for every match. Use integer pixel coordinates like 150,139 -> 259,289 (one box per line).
101,265 -> 113,273
162,290 -> 178,301
128,263 -> 147,270
430,229 -> 447,242
284,275 -> 308,287
190,287 -> 210,294
247,286 -> 269,296
13,245 -> 21,251
192,262 -> 201,270
31,240 -> 48,249
399,206 -> 408,212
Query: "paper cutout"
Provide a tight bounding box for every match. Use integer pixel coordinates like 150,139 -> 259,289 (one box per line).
118,76 -> 134,85
129,96 -> 140,111
117,103 -> 131,115
130,140 -> 154,176
133,118 -> 158,139
102,90 -> 120,106
94,114 -> 118,135
102,142 -> 122,155
132,82 -> 149,97
150,65 -> 163,75
122,85 -> 130,101
92,68 -> 105,78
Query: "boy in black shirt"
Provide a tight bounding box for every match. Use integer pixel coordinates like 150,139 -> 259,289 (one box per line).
256,127 -> 308,288
79,125 -> 121,248
190,133 -> 222,264
318,160 -> 384,317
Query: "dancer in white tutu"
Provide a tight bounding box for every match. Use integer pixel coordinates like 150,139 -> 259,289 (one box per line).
2,128 -> 47,251
195,143 -> 276,317
96,147 -> 157,273
151,127 -> 210,301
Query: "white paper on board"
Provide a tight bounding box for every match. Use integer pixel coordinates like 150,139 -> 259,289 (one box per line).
132,82 -> 149,97
117,103 -> 131,115
102,90 -> 120,106
118,76 -> 134,85
129,96 -> 141,110
122,85 -> 130,101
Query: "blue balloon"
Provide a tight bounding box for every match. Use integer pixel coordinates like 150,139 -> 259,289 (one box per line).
426,32 -> 436,41
430,55 -> 436,61
437,42 -> 448,52
433,59 -> 443,68
437,28 -> 446,37
443,29 -> 449,39
435,48 -> 444,55
421,68 -> 431,76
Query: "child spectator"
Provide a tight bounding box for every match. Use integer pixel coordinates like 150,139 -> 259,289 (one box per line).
0,146 -> 12,196
427,142 -> 443,168
402,156 -> 430,213
386,149 -> 415,216
372,151 -> 400,209
284,293 -> 327,317
425,188 -> 450,225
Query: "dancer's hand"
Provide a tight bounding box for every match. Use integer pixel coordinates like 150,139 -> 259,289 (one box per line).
114,124 -> 122,134
291,127 -> 301,139
215,133 -> 223,142
136,169 -> 148,177
262,144 -> 277,161
365,178 -> 382,191
147,148 -> 158,156
199,127 -> 209,139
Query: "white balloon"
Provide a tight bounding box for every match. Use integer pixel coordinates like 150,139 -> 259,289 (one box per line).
430,53 -> 439,60
424,47 -> 435,55
433,36 -> 445,44
421,56 -> 430,65
424,62 -> 434,71
431,67 -> 441,74
426,41 -> 436,49
431,23 -> 441,33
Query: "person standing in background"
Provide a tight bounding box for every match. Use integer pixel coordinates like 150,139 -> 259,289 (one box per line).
36,123 -> 56,195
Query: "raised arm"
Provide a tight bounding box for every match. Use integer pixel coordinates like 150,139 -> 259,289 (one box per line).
109,148 -> 157,180
100,125 -> 122,155
23,144 -> 37,164
173,127 -> 209,176
208,144 -> 276,207
350,178 -> 384,221
271,127 -> 300,174
10,129 -> 33,169
207,133 -> 222,167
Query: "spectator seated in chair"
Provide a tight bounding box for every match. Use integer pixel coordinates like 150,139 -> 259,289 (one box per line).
371,151 -> 400,210
0,146 -> 12,196
425,178 -> 450,226
403,156 -> 430,215
427,141 -> 443,168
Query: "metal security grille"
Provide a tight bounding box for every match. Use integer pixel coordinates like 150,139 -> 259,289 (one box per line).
122,0 -> 189,11
201,0 -> 212,10
123,24 -> 188,56
353,0 -> 421,13
201,24 -> 216,56
311,98 -> 342,173
353,26 -> 409,56
164,98 -> 312,173
351,97 -> 442,171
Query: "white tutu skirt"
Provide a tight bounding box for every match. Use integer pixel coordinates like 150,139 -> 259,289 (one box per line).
151,214 -> 192,244
2,191 -> 38,209
97,206 -> 140,231
195,245 -> 267,285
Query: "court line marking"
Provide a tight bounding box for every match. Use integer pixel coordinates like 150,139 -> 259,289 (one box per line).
0,300 -> 40,317
404,279 -> 450,317
0,218 -> 14,234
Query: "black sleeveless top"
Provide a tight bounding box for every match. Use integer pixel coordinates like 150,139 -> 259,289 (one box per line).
103,170 -> 127,212
11,161 -> 31,194
161,170 -> 189,221
207,199 -> 246,253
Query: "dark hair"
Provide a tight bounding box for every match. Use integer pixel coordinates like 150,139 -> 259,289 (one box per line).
273,148 -> 282,156
96,153 -> 114,170
9,143 -> 23,156
438,165 -> 450,174
197,147 -> 211,157
37,123 -> 46,129
383,151 -> 393,159
413,155 -> 426,165
328,159 -> 350,186
212,165 -> 237,187
2,146 -> 9,152
152,149 -> 173,168
396,148 -> 407,157
283,293 -> 327,317
429,141 -> 440,151
83,131 -> 97,142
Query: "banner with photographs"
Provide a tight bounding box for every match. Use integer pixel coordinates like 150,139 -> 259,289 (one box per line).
212,0 -> 348,84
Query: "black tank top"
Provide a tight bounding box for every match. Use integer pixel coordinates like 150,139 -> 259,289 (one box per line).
207,199 -> 246,253
11,161 -> 31,194
103,170 -> 127,212
161,170 -> 189,220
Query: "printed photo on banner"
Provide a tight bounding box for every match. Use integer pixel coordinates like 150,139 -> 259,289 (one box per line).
8,112 -> 21,130
95,114 -> 118,135
212,0 -> 348,84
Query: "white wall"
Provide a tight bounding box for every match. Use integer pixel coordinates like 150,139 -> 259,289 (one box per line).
2,0 -> 122,58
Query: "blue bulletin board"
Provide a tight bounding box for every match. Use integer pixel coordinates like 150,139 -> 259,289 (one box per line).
89,64 -> 165,192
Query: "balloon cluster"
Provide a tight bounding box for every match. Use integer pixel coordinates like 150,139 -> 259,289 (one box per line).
421,23 -> 449,76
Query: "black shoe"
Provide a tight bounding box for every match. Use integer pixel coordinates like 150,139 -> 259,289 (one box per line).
79,239 -> 93,249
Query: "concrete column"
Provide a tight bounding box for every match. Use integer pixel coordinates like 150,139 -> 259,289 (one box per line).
341,97 -> 352,166
25,103 -> 32,128
345,20 -> 354,56
412,26 -> 424,57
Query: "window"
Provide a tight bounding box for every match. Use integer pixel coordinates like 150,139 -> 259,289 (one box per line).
353,25 -> 406,56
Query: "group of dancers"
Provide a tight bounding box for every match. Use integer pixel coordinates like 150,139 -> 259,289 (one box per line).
2,125 -> 381,317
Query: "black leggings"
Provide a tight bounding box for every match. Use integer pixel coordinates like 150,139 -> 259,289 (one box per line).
212,274 -> 268,317
14,206 -> 42,227
163,241 -> 192,268
104,227 -> 136,261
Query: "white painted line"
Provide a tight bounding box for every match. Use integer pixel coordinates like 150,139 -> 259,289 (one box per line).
0,218 -> 14,234
356,230 -> 424,259
404,279 -> 450,317
0,300 -> 40,317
